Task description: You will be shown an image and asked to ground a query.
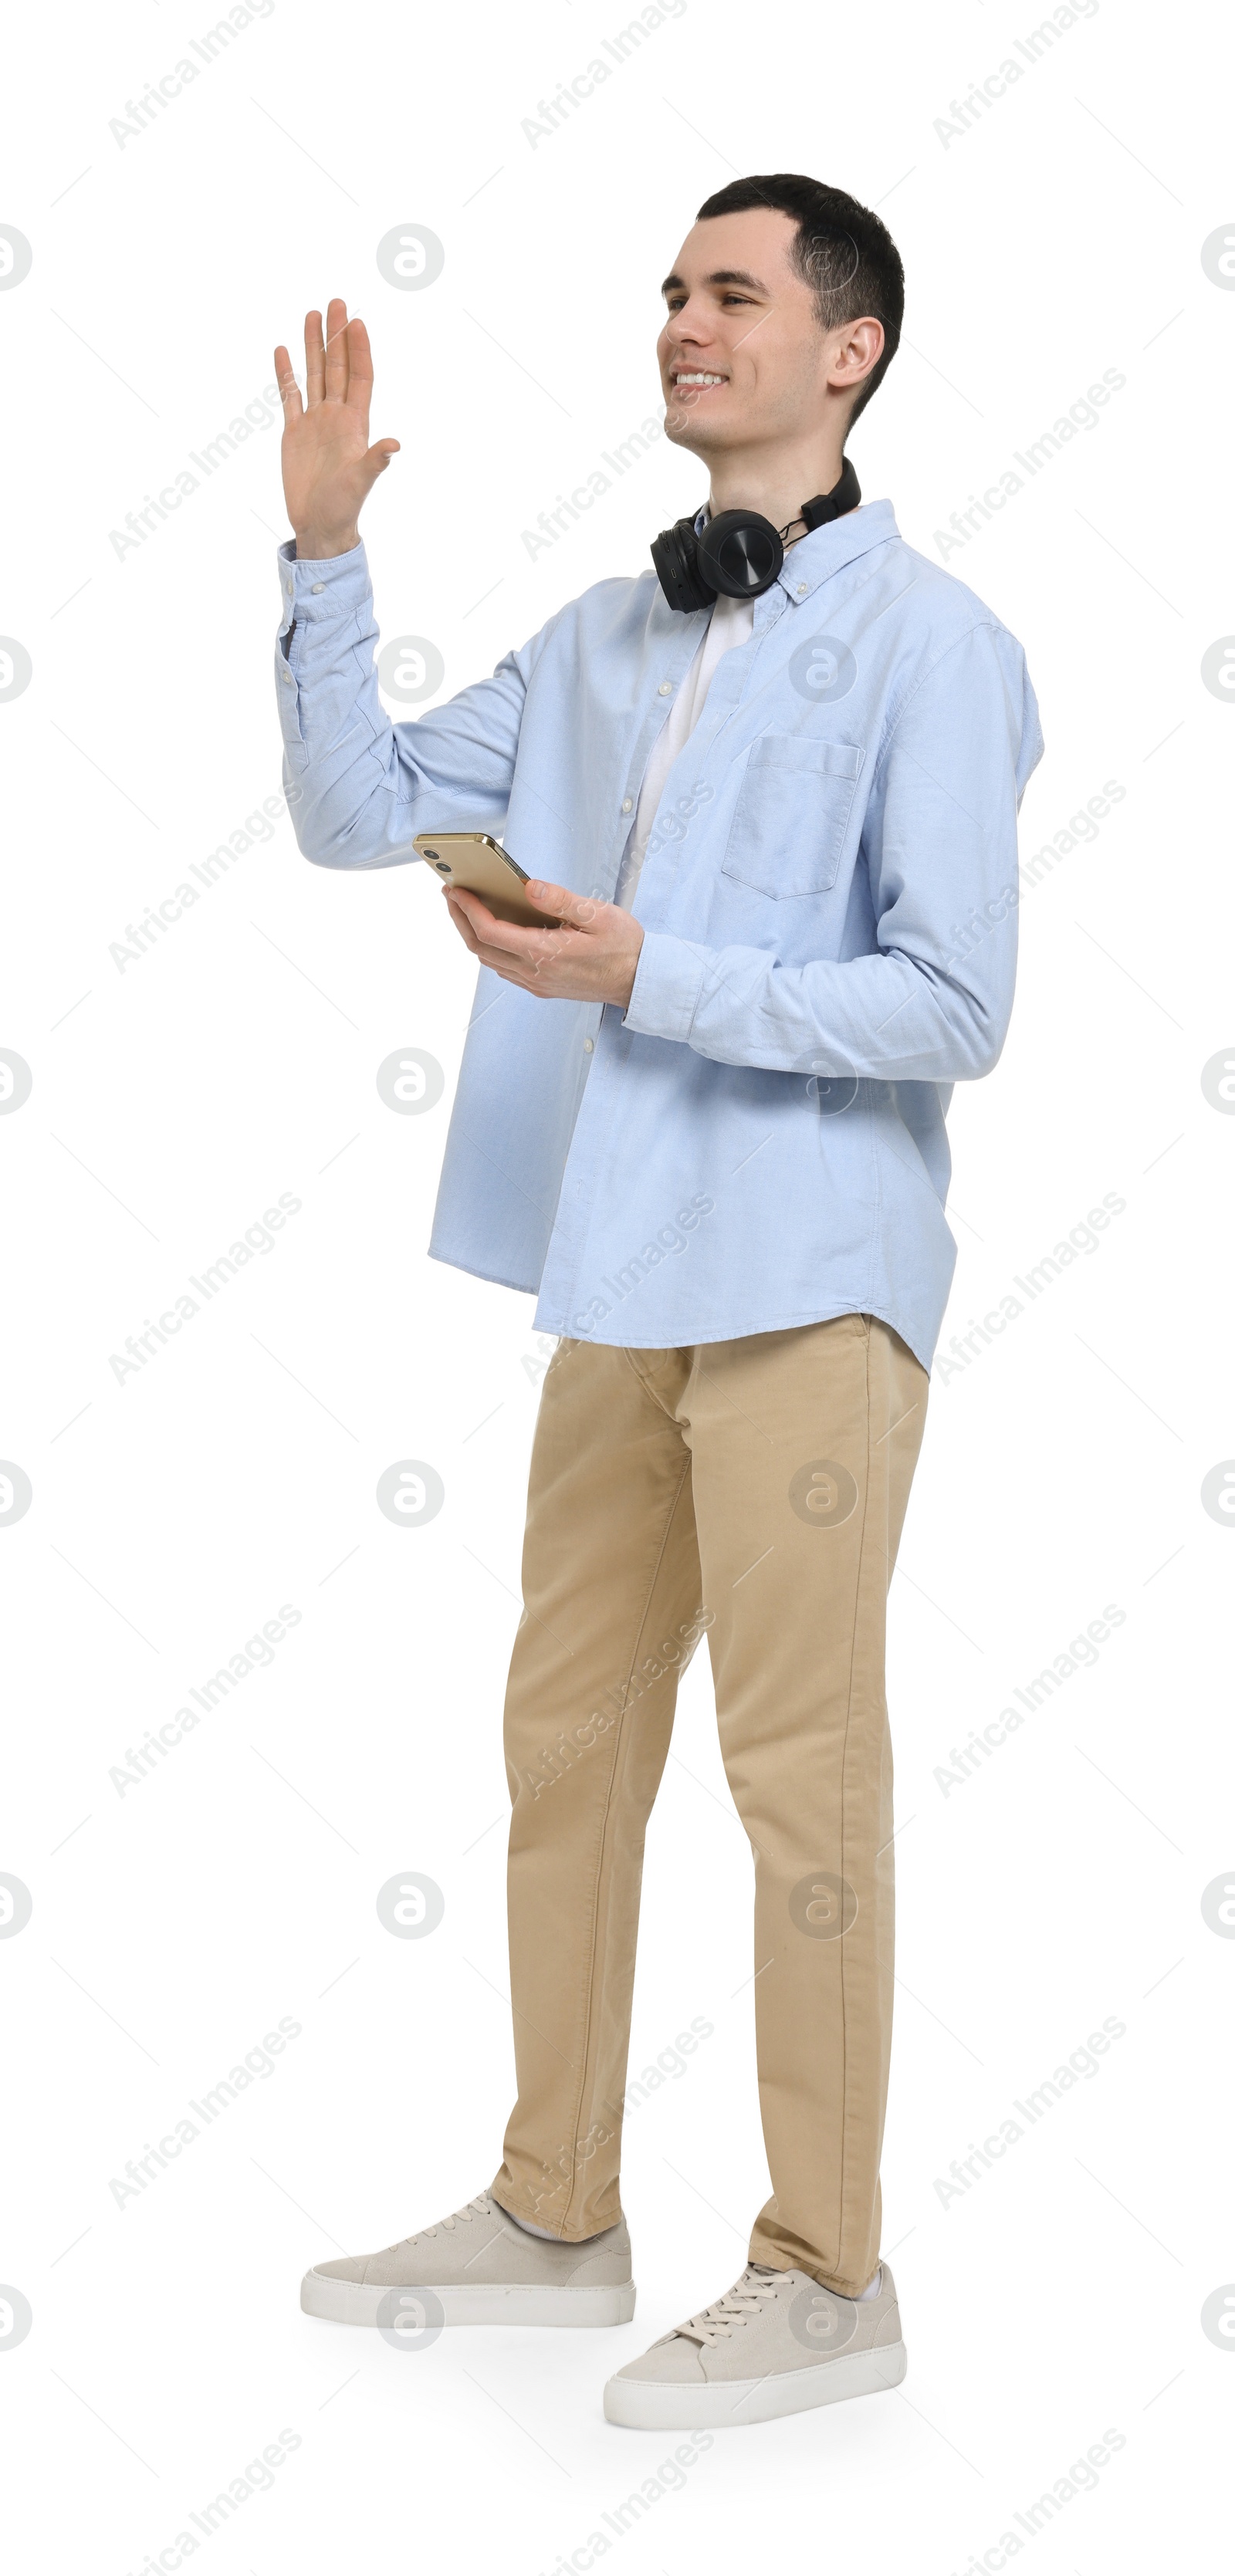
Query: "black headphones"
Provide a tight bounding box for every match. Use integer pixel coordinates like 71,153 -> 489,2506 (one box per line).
651,458 -> 861,614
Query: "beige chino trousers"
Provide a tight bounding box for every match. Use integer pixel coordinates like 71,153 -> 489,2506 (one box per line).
489,1313 -> 928,2297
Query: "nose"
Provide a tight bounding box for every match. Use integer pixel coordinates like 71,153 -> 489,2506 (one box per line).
663,301 -> 711,355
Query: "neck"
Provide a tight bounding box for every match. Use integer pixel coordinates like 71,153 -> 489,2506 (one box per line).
706,438 -> 849,535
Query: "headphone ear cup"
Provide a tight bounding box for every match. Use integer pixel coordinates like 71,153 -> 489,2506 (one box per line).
651,518 -> 716,614
695,509 -> 783,600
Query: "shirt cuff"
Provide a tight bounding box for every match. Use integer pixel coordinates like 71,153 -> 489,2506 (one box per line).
276,536 -> 371,645
621,930 -> 709,1044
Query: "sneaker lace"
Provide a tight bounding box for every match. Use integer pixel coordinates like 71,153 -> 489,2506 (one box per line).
675,2264 -> 783,2347
421,2192 -> 493,2240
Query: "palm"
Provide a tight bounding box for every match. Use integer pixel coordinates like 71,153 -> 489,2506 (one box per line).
273,299 -> 399,555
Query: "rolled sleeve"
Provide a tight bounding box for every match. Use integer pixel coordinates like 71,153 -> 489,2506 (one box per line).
627,620 -> 1043,1085
621,930 -> 709,1043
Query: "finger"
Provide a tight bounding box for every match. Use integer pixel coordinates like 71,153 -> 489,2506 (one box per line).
474,896 -> 557,958
323,297 -> 350,403
344,316 -> 375,422
304,307 -> 328,404
445,890 -> 565,982
442,892 -> 482,953
273,343 -> 303,424
304,309 -> 326,407
444,894 -> 524,964
472,948 -> 546,988
445,907 -> 536,982
448,891 -> 557,959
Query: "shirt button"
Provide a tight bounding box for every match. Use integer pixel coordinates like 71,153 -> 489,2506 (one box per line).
284,581 -> 293,596
658,681 -> 673,695
280,666 -> 293,684
621,796 -> 633,813
311,583 -> 324,594
795,582 -> 807,597
584,1036 -> 594,1053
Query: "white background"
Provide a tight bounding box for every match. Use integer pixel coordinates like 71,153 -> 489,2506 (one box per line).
2,0 -> 1232,2568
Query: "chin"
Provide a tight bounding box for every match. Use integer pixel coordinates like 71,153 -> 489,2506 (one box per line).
663,411 -> 729,458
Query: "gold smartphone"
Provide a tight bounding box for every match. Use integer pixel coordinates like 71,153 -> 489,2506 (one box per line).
413,830 -> 561,928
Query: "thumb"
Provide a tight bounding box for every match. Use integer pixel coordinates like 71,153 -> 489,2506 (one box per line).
360,438 -> 401,487
526,881 -> 597,926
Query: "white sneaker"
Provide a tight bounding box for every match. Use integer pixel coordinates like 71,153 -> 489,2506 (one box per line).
604,2260 -> 905,2428
301,2189 -> 635,2328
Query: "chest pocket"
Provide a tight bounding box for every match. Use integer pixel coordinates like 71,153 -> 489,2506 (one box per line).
722,734 -> 864,901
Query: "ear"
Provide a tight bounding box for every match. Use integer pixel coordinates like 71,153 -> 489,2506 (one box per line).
831,315 -> 885,390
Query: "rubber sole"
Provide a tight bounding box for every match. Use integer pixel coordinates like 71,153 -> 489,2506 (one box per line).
300,2270 -> 637,2328
603,2336 -> 907,2428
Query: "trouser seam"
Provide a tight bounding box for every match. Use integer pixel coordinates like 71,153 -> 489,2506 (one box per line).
559,1442 -> 695,2233
835,1321 -> 877,2273
621,1344 -> 681,1418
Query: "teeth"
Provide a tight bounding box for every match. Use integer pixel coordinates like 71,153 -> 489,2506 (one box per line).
674,373 -> 725,387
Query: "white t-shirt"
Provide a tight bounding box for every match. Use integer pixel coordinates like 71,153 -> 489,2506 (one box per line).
614,590 -> 755,911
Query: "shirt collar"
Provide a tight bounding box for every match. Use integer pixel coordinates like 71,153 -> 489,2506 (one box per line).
774,498 -> 900,599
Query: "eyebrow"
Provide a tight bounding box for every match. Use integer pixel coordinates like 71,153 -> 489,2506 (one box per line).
660,267 -> 770,299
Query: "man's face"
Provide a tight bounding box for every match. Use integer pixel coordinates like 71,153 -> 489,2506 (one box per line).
657,207 -> 876,459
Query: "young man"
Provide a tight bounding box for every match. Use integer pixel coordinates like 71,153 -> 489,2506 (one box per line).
275,174 -> 1042,2429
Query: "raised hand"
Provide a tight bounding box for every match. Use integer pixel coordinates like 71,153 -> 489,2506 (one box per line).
273,299 -> 400,561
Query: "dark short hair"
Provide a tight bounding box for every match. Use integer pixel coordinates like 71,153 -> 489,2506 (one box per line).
695,173 -> 904,428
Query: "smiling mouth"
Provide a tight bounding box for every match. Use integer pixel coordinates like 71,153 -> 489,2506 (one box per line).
670,370 -> 728,390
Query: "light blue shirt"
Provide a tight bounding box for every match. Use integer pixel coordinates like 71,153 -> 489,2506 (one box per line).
274,500 -> 1043,1370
